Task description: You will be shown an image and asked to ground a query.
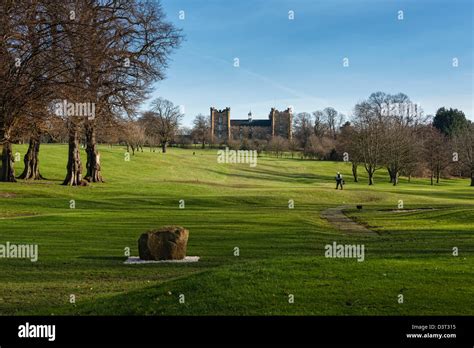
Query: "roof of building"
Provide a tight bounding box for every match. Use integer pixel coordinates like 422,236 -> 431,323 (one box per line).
230,119 -> 271,127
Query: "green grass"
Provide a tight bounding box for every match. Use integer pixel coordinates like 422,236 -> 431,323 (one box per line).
0,144 -> 472,315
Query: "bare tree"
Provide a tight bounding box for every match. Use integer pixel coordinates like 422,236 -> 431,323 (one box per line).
267,136 -> 288,158
176,126 -> 192,148
142,98 -> 184,153
251,138 -> 268,154
288,138 -> 299,159
293,112 -> 313,149
423,125 -> 450,185
123,121 -> 146,155
227,137 -> 240,150
0,0 -> 65,181
352,95 -> 387,185
323,107 -> 339,140
96,118 -> 121,147
382,94 -> 424,185
312,110 -> 326,137
52,0 -> 182,184
452,122 -> 474,186
384,120 -> 415,185
337,122 -> 361,182
192,114 -> 210,148
304,134 -> 334,160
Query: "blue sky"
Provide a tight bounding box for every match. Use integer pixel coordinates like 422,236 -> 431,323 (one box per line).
147,0 -> 473,126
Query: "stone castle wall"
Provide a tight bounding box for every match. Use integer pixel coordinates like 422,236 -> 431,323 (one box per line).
211,107 -> 292,143
269,108 -> 292,139
210,107 -> 231,143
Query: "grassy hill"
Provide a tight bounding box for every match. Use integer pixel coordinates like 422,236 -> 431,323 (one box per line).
0,144 -> 472,315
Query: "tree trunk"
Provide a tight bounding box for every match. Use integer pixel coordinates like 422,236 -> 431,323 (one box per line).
63,122 -> 84,186
85,121 -> 103,183
352,162 -> 358,182
430,172 -> 434,186
18,137 -> 44,180
471,170 -> 474,187
393,171 -> 399,186
162,142 -> 167,153
0,141 -> 16,182
387,167 -> 393,183
368,171 -> 374,185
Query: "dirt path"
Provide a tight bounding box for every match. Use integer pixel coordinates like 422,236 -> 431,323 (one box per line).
321,205 -> 377,235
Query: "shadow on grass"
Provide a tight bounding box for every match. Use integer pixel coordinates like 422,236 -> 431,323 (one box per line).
78,256 -> 126,261
206,167 -> 336,184
384,188 -> 474,201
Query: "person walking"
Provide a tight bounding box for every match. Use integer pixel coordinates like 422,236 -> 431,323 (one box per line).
335,172 -> 344,190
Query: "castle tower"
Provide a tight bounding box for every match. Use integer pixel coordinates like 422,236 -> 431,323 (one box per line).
210,107 -> 231,143
269,107 -> 292,139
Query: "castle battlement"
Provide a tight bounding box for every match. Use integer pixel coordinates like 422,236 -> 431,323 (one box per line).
210,107 -> 292,143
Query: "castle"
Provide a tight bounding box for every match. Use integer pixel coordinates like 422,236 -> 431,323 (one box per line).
210,107 -> 292,143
